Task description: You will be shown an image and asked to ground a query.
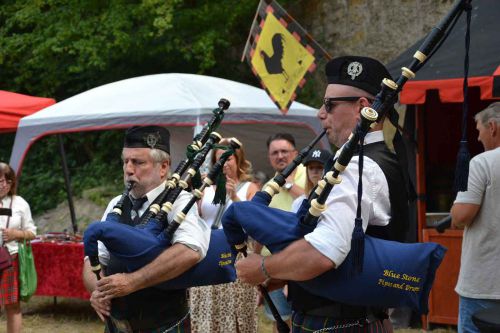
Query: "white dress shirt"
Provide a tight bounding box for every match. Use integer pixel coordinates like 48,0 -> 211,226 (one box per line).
98,182 -> 210,266
304,131 -> 391,267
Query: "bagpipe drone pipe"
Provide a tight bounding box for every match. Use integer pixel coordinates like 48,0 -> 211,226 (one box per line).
139,98 -> 230,224
222,0 -> 474,314
84,102 -> 239,290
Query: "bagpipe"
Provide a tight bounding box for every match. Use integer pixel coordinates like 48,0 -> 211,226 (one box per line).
238,130 -> 329,333
140,98 -> 230,224
222,0 -> 471,315
84,100 -> 240,290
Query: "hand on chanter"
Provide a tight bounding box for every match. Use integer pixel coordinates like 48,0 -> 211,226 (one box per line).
235,252 -> 268,286
97,272 -> 136,300
89,289 -> 111,322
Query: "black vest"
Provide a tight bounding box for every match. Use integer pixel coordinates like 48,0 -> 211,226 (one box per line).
289,141 -> 411,312
364,142 -> 411,243
105,195 -> 188,330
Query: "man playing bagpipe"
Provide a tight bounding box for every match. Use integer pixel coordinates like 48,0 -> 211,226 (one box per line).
82,126 -> 210,333
236,56 -> 414,332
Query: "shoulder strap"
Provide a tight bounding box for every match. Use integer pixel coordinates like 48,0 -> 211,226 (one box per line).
2,196 -> 14,248
6,195 -> 14,228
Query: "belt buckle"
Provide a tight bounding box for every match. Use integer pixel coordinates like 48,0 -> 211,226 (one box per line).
109,316 -> 133,333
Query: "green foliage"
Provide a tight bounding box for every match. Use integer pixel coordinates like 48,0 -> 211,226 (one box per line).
82,185 -> 122,207
0,0 -> 323,214
17,130 -> 124,215
0,133 -> 15,163
0,0 -> 266,100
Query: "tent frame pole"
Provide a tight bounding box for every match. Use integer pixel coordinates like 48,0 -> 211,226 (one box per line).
57,134 -> 78,234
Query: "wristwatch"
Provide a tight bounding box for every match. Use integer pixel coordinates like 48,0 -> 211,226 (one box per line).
283,182 -> 294,191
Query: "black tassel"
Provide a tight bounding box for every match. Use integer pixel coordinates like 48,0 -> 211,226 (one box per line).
186,143 -> 203,189
350,217 -> 365,275
454,5 -> 472,193
192,171 -> 202,189
212,173 -> 227,205
351,136 -> 365,276
454,140 -> 470,192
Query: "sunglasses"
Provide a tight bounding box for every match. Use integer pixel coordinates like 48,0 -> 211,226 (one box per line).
323,96 -> 373,114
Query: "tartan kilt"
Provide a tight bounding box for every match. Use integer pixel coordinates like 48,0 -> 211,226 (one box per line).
292,311 -> 386,333
0,254 -> 19,306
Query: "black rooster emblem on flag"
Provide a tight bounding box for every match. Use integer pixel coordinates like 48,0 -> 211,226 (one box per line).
260,33 -> 289,82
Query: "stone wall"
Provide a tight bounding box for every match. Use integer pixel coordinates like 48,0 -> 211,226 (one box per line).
285,0 -> 456,91
291,0 -> 455,63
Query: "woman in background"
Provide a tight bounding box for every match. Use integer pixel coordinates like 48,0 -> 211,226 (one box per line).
0,162 -> 36,333
190,139 -> 259,333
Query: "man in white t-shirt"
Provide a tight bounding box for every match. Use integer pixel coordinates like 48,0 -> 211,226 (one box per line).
451,102 -> 500,333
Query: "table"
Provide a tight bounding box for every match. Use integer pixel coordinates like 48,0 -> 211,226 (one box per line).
32,241 -> 90,300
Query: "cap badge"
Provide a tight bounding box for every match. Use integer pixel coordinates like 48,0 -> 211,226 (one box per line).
144,132 -> 160,149
347,61 -> 363,80
311,150 -> 321,158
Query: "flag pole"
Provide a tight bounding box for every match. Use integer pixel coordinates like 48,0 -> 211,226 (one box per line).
241,0 -> 264,62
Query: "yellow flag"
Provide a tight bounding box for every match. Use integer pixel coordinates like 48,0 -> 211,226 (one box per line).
242,0 -> 330,114
251,13 -> 315,112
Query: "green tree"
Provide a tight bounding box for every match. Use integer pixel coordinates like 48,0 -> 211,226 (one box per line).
0,0 -> 263,100
0,0 -> 320,216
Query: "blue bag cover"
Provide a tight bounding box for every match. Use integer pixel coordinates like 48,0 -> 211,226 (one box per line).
83,215 -> 236,289
221,196 -> 446,314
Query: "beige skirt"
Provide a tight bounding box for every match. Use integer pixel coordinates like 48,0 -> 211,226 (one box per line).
189,279 -> 259,333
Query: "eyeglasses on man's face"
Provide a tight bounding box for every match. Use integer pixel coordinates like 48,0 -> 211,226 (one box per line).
322,96 -> 373,114
269,149 -> 294,158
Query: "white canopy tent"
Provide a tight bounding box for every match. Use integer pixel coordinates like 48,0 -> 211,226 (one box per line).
10,73 -> 326,177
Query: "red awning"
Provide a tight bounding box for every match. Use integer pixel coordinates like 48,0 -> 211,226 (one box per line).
0,90 -> 56,133
400,73 -> 499,105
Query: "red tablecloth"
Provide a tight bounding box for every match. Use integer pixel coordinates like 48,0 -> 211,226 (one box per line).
32,241 -> 90,299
